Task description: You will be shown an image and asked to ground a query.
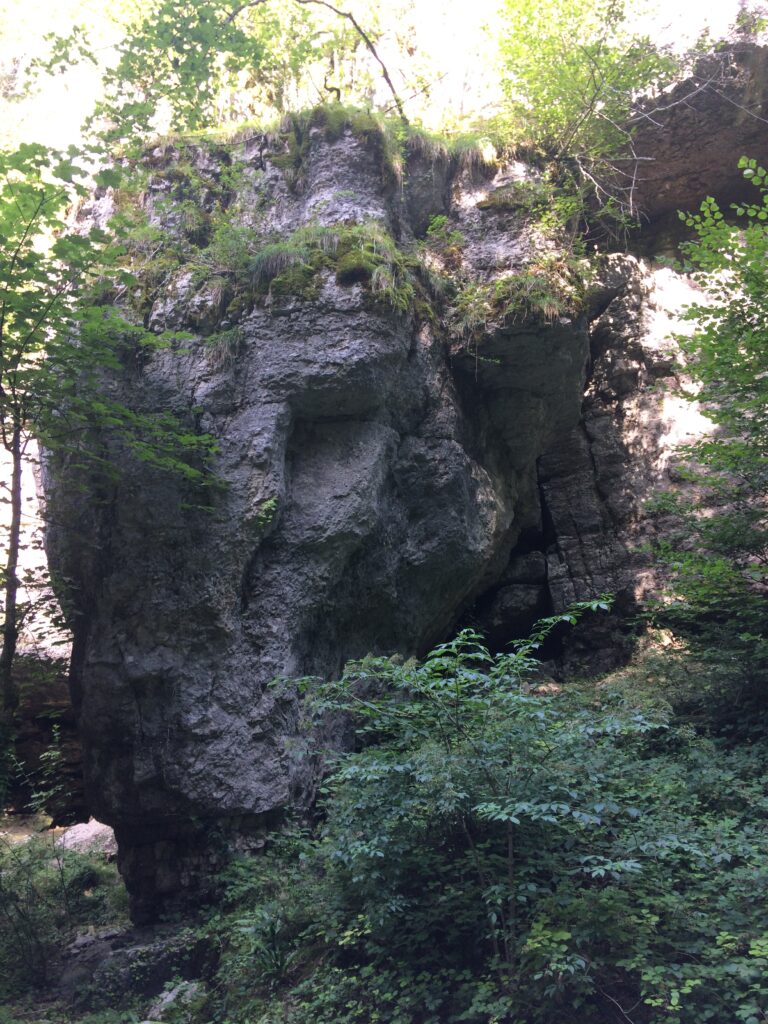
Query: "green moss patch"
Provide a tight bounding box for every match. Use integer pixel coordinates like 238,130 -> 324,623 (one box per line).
270,262 -> 320,301
334,250 -> 376,285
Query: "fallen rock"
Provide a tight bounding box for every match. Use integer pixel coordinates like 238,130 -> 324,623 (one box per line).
56,818 -> 117,858
57,925 -> 214,1011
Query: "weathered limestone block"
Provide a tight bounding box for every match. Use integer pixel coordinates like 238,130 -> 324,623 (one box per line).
45,128 -> 590,919
630,43 -> 768,246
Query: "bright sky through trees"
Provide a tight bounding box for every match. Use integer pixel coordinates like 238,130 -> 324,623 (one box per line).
0,0 -> 755,151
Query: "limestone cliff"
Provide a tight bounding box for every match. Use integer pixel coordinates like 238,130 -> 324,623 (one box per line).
46,123 -> 592,919
43,50 -> 768,918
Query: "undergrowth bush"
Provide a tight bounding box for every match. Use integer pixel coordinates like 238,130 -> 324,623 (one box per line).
0,833 -> 128,997
200,605 -> 768,1024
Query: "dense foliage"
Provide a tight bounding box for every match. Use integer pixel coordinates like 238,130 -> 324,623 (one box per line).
0,832 -> 127,997
1,6 -> 768,1024
91,0 -> 337,140
40,0 -> 423,145
500,0 -> 663,154
193,619 -> 768,1024
651,159 -> 768,715
496,0 -> 683,235
5,622 -> 768,1023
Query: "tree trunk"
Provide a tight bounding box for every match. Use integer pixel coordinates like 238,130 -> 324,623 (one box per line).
0,425 -> 22,717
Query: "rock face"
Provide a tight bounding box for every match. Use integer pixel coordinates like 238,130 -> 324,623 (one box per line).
534,259 -> 712,673
46,54 -> 750,913
458,253 -> 711,675
45,126 -> 591,919
630,43 -> 768,245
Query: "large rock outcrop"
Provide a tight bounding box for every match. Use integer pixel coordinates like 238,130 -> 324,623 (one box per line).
630,42 -> 768,245
536,259 -> 712,672
47,36 -> 766,912
462,254 -> 713,674
45,125 -> 591,919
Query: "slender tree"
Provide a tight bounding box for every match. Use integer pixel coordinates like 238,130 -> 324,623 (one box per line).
654,158 -> 768,698
0,143 -> 88,715
0,142 -> 215,727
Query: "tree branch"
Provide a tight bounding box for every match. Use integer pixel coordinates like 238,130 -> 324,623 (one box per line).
295,0 -> 406,121
225,0 -> 407,121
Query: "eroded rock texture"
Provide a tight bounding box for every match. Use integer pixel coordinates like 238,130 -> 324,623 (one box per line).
460,253 -> 710,674
630,42 -> 768,248
46,129 -> 590,919
47,38 -> 765,911
536,259 -> 711,673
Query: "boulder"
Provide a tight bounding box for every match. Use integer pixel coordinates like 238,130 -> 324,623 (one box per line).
44,127 -> 589,919
56,818 -> 117,858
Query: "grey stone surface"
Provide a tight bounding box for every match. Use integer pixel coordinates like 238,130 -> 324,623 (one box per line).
44,129 -> 590,919
148,980 -> 206,1021
56,818 -> 117,858
46,89 -> 726,914
57,926 -> 212,1009
534,254 -> 711,673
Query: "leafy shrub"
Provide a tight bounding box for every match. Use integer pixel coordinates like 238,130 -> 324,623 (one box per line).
191,218 -> 424,316
250,242 -> 312,288
0,833 -> 128,997
205,327 -> 246,372
454,256 -> 585,337
497,0 -> 681,234
198,604 -> 768,1024
199,219 -> 260,279
651,159 -> 768,713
